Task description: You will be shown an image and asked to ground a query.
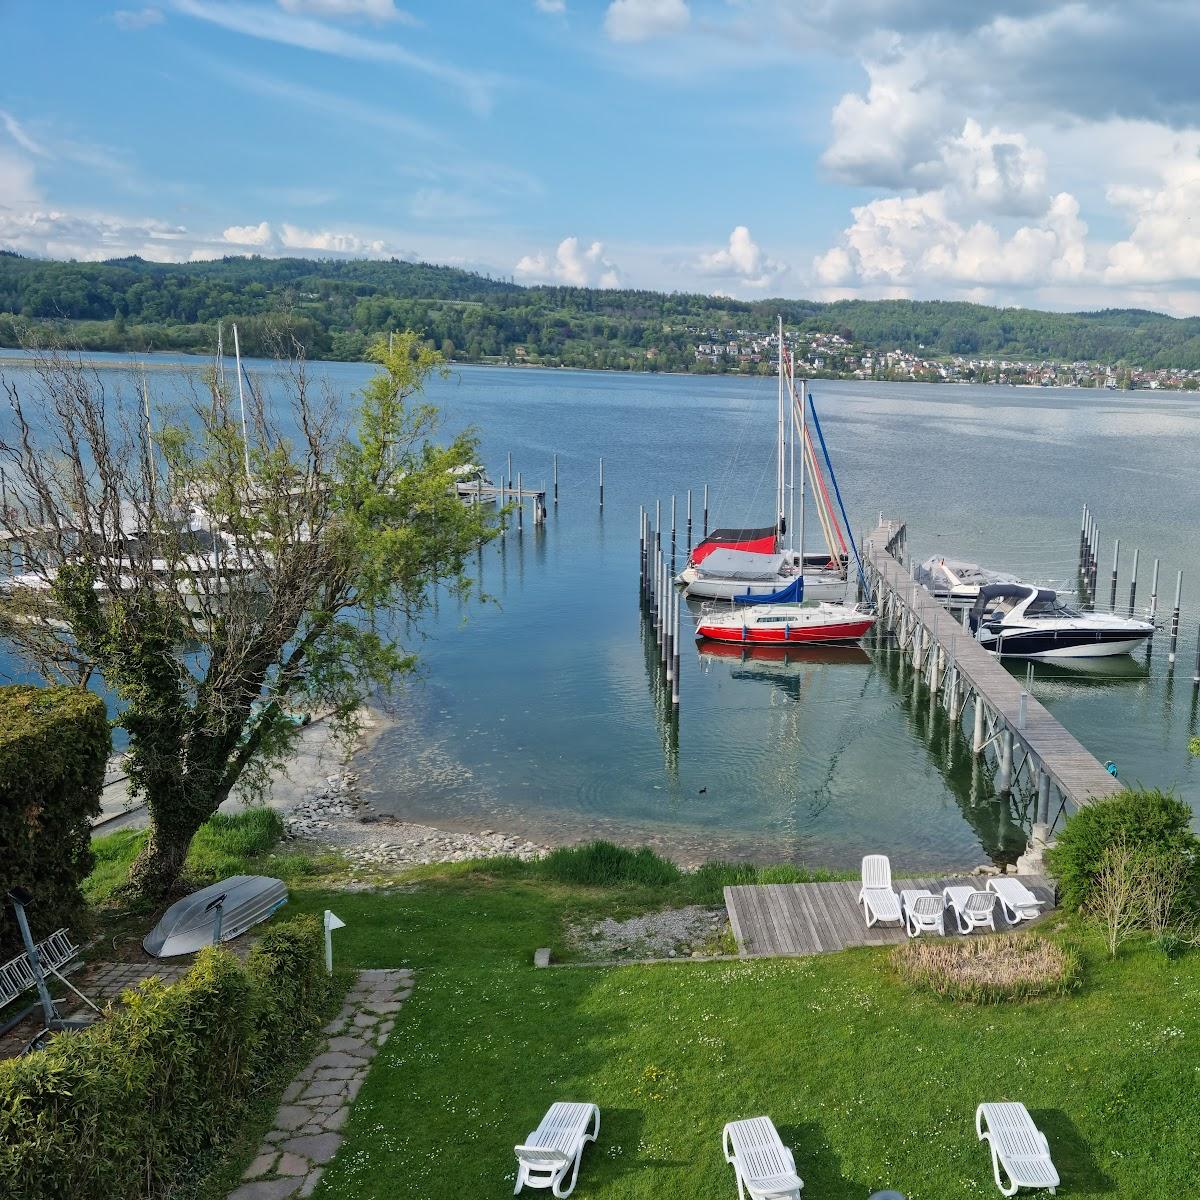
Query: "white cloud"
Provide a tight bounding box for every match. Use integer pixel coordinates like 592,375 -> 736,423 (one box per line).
276,0 -> 418,23
937,119 -> 1046,216
1105,162 -> 1200,286
0,209 -> 192,262
515,237 -> 621,287
173,0 -> 494,112
604,0 -> 689,43
534,0 -> 566,11
0,148 -> 40,210
222,221 -> 273,246
697,225 -> 786,289
0,110 -> 48,158
814,190 -> 1089,291
113,7 -> 164,30
279,223 -> 387,254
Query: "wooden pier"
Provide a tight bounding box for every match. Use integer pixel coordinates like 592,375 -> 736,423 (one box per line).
725,873 -> 1055,957
864,519 -> 1123,828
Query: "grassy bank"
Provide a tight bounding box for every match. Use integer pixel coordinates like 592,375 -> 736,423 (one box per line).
80,831 -> 1200,1197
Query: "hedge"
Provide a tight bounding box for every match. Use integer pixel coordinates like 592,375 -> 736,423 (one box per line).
0,685 -> 110,956
0,915 -> 332,1200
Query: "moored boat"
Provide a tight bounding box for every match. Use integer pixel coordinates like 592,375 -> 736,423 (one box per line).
696,601 -> 876,645
914,556 -> 1020,608
969,583 -> 1154,658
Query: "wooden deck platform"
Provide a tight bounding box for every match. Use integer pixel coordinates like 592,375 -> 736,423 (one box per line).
725,874 -> 1056,957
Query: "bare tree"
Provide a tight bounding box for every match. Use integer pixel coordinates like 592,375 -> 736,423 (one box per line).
0,327 -> 496,898
1089,835 -> 1145,957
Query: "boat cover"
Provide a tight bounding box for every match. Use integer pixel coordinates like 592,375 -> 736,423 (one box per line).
143,875 -> 288,958
695,549 -> 786,580
689,526 -> 776,566
734,575 -> 804,605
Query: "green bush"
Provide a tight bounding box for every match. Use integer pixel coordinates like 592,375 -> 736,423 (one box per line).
1046,789 -> 1200,913
536,841 -> 683,887
0,685 -> 110,955
0,915 -> 332,1200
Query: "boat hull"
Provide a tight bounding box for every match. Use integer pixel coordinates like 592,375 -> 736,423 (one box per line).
697,616 -> 875,645
979,629 -> 1152,658
143,875 -> 288,957
683,572 -> 847,602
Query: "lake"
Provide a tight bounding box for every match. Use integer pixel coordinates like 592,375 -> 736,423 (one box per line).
2,352 -> 1198,869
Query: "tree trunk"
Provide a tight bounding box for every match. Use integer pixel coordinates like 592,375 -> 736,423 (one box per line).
124,813 -> 206,901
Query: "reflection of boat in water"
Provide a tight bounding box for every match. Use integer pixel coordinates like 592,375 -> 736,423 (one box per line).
698,641 -> 871,669
1007,654 -> 1150,682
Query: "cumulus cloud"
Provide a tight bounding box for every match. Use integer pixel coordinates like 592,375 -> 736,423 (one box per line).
604,0 -> 689,43
0,208 -> 192,262
814,190 -> 1088,291
1105,162 -> 1200,286
222,221 -> 273,246
279,223 -> 388,254
515,237 -> 621,287
697,226 -> 786,289
113,7 -> 164,31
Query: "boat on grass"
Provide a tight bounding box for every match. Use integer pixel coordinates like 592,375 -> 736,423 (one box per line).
143,875 -> 287,957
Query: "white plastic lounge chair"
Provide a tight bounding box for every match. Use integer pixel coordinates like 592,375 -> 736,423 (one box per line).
900,888 -> 946,937
858,855 -> 902,928
987,877 -> 1045,924
514,1102 -> 600,1198
976,1102 -> 1059,1196
723,1116 -> 804,1200
944,887 -> 998,934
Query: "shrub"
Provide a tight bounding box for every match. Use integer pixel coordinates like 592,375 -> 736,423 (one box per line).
536,841 -> 682,887
1046,789 -> 1200,913
893,933 -> 1080,1004
0,685 -> 110,955
0,915 -> 332,1200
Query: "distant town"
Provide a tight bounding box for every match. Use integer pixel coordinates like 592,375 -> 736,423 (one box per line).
685,327 -> 1200,390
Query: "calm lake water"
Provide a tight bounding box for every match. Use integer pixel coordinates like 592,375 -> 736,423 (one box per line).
2,352 -> 1198,869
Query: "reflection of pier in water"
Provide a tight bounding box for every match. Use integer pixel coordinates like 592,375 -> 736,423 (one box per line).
878,639 -> 1029,866
640,607 -> 679,779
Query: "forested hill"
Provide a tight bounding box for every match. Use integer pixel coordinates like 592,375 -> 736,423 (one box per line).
4,250 -> 1200,372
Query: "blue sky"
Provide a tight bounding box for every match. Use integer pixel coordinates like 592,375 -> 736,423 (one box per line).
5,1 -> 1200,313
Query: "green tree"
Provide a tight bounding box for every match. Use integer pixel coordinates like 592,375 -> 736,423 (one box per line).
0,331 -> 497,897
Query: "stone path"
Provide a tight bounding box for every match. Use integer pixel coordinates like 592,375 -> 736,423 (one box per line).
229,968 -> 413,1200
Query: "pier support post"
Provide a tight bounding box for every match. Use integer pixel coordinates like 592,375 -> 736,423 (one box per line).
517,472 -> 523,533
638,507 -> 646,596
1150,558 -> 1160,619
1037,770 -> 1051,825
672,592 -> 681,706
1128,547 -> 1139,616
1109,539 -> 1119,610
599,458 -> 604,510
553,454 -> 558,506
1169,571 -> 1183,664
686,489 -> 693,551
997,728 -> 1014,794
948,670 -> 962,722
670,494 -> 677,575
702,484 -> 709,537
972,697 -> 986,754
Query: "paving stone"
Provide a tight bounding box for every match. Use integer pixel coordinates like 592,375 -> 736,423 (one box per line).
325,1035 -> 371,1057
263,1130 -> 285,1144
298,1169 -> 324,1199
319,1018 -> 346,1036
297,1123 -> 325,1136
227,1179 -> 302,1200
273,1105 -> 313,1132
307,1051 -> 360,1071
280,1133 -> 343,1165
276,1153 -> 310,1177
315,1097 -> 343,1113
313,1067 -> 357,1081
281,1081 -> 304,1104
352,1012 -> 377,1028
344,1077 -> 364,1103
301,1080 -> 344,1099
368,1000 -> 404,1014
243,1152 -> 278,1180
323,1107 -> 349,1131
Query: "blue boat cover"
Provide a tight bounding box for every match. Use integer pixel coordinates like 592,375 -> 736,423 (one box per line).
733,575 -> 804,605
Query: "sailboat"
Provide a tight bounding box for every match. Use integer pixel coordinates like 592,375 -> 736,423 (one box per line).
678,320 -> 850,601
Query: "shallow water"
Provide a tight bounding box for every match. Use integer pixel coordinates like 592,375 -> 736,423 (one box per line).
2,353 -> 1198,868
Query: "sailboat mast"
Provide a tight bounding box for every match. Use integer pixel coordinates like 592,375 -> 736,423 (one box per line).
796,374 -> 807,569
776,315 -> 785,538
232,323 -> 253,485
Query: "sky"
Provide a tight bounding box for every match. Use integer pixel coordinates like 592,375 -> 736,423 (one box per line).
4,0 -> 1200,313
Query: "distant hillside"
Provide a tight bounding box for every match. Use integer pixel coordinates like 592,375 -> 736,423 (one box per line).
4,251 -> 1200,372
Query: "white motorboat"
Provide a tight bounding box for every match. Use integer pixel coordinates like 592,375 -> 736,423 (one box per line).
969,583 -> 1154,658
914,556 -> 1020,608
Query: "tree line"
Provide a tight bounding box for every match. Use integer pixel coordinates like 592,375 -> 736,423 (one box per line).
5,250 -> 1200,370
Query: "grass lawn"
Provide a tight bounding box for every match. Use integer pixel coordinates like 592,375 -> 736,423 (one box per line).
270,870 -> 1200,1200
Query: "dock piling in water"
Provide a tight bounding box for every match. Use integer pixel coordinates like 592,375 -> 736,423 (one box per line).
517,472 -> 523,533
702,483 -> 709,538
553,454 -> 558,506
1109,539 -> 1120,611
1150,558 -> 1160,618
599,458 -> 604,510
1169,571 -> 1183,664
1128,547 -> 1139,616
686,489 -> 693,550
670,495 -> 677,575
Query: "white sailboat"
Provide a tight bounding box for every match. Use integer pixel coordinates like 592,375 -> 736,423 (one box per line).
679,319 -> 849,601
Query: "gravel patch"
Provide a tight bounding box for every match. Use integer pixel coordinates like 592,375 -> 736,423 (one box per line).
567,906 -> 730,961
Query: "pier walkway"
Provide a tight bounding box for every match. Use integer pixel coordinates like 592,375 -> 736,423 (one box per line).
863,519 -> 1122,826
725,873 -> 1055,957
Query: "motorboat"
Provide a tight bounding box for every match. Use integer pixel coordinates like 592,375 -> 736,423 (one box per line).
143,875 -> 288,957
450,463 -> 495,499
915,556 -> 1020,608
968,583 -> 1154,658
696,600 -> 876,645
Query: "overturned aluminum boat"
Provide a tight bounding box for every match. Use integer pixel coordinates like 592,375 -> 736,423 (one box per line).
143,875 -> 288,958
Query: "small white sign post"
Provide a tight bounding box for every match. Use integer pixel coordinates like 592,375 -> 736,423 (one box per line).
323,910 -> 346,975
